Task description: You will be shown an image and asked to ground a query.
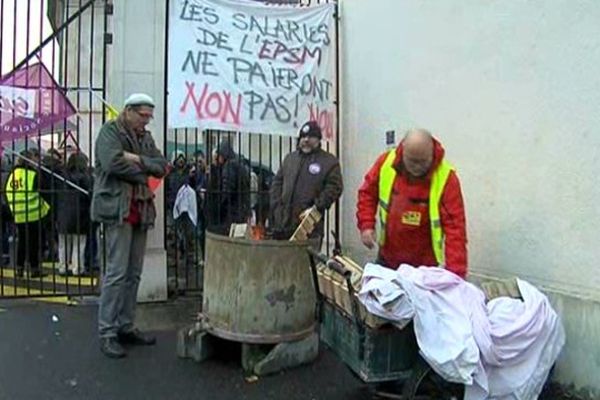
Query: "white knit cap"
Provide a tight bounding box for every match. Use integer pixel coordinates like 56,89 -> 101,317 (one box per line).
124,93 -> 155,108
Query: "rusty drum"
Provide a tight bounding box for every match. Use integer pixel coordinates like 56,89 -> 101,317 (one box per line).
202,232 -> 317,344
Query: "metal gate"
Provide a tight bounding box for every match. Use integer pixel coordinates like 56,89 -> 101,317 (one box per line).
0,0 -> 110,299
163,0 -> 341,296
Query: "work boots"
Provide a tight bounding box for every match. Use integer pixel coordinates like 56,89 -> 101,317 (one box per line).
100,337 -> 126,358
117,329 -> 157,346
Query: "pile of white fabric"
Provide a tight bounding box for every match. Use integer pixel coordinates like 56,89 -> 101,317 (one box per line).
358,263 -> 565,400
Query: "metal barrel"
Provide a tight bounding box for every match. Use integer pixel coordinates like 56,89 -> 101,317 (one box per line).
202,231 -> 317,344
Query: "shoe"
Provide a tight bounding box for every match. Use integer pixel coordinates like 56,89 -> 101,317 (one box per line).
100,337 -> 126,358
29,270 -> 48,278
15,269 -> 24,278
117,329 -> 156,346
58,270 -> 73,277
373,382 -> 403,397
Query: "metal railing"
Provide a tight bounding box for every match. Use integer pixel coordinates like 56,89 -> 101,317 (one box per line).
0,0 -> 110,299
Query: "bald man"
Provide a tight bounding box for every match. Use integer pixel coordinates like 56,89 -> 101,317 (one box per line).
356,129 -> 468,277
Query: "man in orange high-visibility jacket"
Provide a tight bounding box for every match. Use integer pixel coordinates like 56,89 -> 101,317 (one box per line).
356,129 -> 468,278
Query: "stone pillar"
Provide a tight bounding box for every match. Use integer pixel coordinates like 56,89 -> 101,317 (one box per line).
108,0 -> 168,301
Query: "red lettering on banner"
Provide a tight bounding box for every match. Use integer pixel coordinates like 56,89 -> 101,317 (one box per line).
308,103 -> 334,140
258,40 -> 322,66
179,81 -> 242,125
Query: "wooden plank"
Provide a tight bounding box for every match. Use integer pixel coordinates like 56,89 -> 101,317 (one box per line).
289,207 -> 321,242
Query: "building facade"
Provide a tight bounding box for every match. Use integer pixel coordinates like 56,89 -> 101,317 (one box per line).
53,0 -> 600,396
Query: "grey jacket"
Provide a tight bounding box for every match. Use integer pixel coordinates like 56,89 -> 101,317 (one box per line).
270,147 -> 343,238
91,118 -> 168,226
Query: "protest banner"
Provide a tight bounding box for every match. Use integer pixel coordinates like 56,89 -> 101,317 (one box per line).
168,0 -> 336,139
0,62 -> 76,141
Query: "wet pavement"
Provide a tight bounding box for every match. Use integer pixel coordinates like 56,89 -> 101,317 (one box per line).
0,299 -> 364,400
0,299 -> 576,400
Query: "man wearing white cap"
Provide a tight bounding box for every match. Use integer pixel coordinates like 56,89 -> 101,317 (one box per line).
91,93 -> 168,358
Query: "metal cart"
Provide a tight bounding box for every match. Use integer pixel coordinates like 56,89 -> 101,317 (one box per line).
307,248 -> 464,400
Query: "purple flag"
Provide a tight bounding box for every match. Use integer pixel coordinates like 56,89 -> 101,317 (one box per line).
0,62 -> 76,142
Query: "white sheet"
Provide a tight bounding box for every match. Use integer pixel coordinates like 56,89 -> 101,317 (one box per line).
358,263 -> 565,400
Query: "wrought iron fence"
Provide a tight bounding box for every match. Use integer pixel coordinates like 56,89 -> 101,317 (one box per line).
0,0 -> 110,299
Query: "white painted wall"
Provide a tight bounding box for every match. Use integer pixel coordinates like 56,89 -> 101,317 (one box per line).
339,0 -> 600,396
63,0 -> 106,159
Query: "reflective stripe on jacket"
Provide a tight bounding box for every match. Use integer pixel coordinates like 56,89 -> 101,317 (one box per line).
378,150 -> 454,265
5,167 -> 50,223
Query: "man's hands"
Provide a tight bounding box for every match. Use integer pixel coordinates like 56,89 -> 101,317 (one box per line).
123,151 -> 141,164
299,207 -> 313,220
360,229 -> 377,249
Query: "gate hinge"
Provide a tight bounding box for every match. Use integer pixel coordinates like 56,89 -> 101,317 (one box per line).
104,33 -> 113,45
105,2 -> 114,16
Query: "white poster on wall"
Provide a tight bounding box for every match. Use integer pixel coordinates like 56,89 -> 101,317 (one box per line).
167,0 -> 336,139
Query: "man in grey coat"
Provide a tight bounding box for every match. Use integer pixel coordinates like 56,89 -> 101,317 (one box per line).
91,93 -> 168,358
270,121 -> 343,244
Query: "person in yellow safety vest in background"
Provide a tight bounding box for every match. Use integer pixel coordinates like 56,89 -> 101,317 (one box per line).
5,148 -> 51,278
356,129 -> 468,278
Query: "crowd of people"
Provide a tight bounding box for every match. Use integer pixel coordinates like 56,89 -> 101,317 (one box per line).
164,138 -> 277,293
1,146 -> 98,278
1,92 -> 467,361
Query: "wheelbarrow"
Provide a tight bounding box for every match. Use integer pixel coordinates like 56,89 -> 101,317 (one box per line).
307,248 -> 464,400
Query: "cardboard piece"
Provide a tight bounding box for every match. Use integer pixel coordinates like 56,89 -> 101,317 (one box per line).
316,255 -> 388,329
289,206 -> 322,242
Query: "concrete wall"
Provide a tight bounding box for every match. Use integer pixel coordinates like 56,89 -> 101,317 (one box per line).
62,0 -> 106,159
338,0 -> 600,397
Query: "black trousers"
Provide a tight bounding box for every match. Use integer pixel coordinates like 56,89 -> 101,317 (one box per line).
16,219 -> 43,273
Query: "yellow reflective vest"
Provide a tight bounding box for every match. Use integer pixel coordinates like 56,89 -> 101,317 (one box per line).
5,167 -> 50,223
378,150 -> 454,265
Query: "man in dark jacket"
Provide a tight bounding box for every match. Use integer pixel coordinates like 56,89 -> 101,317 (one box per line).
166,150 -> 189,212
41,148 -> 64,262
269,121 -> 343,243
1,155 -> 13,262
91,93 -> 168,359
56,152 -> 93,276
207,141 -> 251,232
